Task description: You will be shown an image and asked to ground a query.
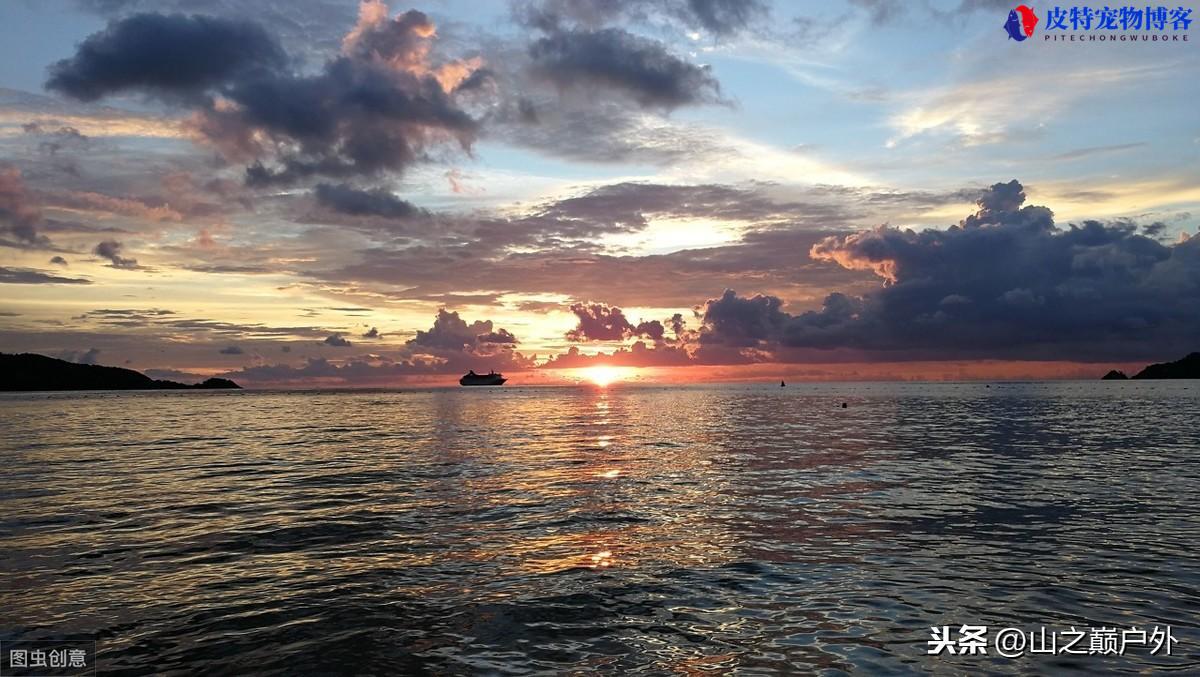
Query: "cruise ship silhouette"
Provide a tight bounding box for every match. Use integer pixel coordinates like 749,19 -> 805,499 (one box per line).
459,370 -> 506,386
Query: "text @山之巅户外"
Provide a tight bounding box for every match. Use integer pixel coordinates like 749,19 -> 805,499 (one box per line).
927,624 -> 1177,658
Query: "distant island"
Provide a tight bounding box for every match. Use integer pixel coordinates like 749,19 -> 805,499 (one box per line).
0,353 -> 241,392
1102,352 -> 1200,380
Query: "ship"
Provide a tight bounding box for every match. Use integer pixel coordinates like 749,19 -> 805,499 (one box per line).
459,370 -> 506,386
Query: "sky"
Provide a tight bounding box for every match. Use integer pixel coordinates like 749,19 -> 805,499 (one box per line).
0,0 -> 1197,386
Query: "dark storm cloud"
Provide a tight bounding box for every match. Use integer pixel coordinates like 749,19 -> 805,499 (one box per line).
698,289 -> 789,347
697,180 -> 1200,362
461,0 -> 762,167
468,29 -> 728,166
211,57 -> 478,186
71,0 -> 359,57
565,302 -> 665,341
0,267 -> 92,285
528,27 -> 722,110
45,13 -> 288,102
313,183 -> 428,220
49,7 -> 483,185
323,333 -> 352,347
93,240 -> 139,269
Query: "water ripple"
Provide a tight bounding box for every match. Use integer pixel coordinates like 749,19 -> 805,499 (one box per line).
1,381 -> 1198,674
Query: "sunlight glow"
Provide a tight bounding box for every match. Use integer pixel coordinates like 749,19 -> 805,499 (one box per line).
580,366 -> 632,387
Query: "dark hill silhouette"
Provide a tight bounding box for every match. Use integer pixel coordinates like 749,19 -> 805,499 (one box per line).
1101,370 -> 1128,380
1131,352 -> 1200,380
0,353 -> 241,391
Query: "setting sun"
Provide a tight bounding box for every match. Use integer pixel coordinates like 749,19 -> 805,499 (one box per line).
579,366 -> 631,387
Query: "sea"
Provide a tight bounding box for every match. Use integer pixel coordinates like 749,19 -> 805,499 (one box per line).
1,381 -> 1198,675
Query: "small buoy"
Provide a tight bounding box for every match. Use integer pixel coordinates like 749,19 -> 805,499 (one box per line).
841,402 -> 847,408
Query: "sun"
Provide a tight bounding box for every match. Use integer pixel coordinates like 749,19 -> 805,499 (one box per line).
580,365 -> 629,387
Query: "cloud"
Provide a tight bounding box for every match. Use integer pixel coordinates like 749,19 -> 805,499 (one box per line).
219,345 -> 244,354
565,302 -> 665,341
362,326 -> 381,338
0,166 -> 48,247
409,309 -> 519,350
313,182 -> 428,219
93,240 -> 139,268
330,224 -> 873,310
528,27 -> 723,110
204,5 -> 481,185
49,4 -> 484,185
49,256 -> 68,265
0,266 -> 92,285
693,180 -> 1200,362
45,13 -> 288,102
885,65 -> 1153,148
698,289 -> 789,347
490,96 -> 734,165
514,0 -> 766,36
215,309 -> 534,385
682,0 -> 769,35
1050,142 -> 1147,162
22,123 -> 92,155
49,190 -> 184,222
323,333 -> 353,347
72,308 -> 341,341
542,340 -> 694,369
54,347 -> 102,364
537,181 -> 1198,367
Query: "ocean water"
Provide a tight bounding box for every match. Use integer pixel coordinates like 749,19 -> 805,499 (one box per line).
1,381 -> 1198,675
